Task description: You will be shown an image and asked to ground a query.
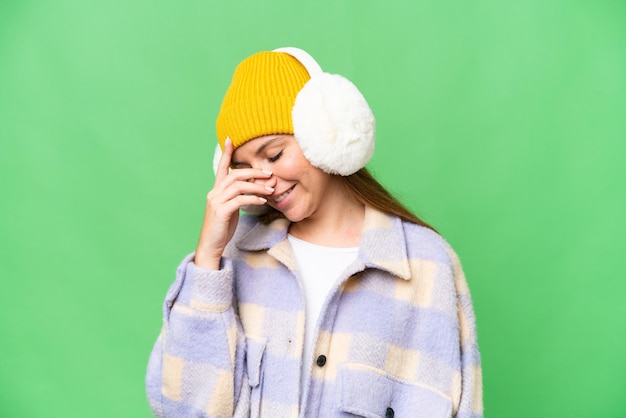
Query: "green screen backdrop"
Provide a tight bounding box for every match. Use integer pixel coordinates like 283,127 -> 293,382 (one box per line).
1,0 -> 625,416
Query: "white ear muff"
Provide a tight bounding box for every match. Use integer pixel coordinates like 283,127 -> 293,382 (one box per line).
292,73 -> 375,175
273,47 -> 376,176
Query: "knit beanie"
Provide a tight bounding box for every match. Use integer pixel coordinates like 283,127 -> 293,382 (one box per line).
214,47 -> 375,176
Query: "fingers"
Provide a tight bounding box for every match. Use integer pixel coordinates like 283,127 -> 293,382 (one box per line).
212,167 -> 273,199
218,194 -> 269,216
210,137 -> 274,216
215,137 -> 234,182
209,179 -> 273,206
214,137 -> 273,185
226,167 -> 273,184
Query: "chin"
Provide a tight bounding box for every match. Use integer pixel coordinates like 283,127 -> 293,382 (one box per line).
283,213 -> 305,223
280,208 -> 309,223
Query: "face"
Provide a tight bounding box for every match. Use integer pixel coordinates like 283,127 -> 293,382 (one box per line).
231,135 -> 334,223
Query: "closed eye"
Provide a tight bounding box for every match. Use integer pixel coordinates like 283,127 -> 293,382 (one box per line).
268,150 -> 283,163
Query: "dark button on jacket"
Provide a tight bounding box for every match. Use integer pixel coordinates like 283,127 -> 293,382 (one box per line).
316,355 -> 327,367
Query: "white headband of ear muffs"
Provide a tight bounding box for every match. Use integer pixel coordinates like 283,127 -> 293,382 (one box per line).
212,47 -> 376,177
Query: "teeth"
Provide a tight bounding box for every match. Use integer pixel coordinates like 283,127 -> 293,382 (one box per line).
274,187 -> 293,203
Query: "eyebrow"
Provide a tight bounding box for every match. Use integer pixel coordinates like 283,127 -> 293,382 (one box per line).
231,136 -> 283,167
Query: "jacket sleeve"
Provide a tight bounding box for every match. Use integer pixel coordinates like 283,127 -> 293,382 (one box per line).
448,247 -> 483,418
146,254 -> 249,417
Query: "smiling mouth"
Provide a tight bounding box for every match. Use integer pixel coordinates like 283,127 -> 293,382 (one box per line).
274,185 -> 295,203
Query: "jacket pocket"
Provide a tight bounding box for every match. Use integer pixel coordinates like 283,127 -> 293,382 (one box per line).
246,336 -> 267,418
336,363 -> 453,418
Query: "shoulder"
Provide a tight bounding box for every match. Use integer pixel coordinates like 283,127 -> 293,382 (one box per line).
400,219 -> 457,267
399,219 -> 469,305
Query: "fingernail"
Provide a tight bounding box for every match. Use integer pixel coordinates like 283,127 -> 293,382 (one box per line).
258,197 -> 267,203
225,137 -> 232,145
262,169 -> 272,175
265,186 -> 274,192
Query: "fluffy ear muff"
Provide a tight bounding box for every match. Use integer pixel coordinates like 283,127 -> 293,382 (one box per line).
292,73 -> 375,176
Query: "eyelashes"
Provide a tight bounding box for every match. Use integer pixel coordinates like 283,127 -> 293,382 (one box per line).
231,149 -> 283,169
268,150 -> 283,163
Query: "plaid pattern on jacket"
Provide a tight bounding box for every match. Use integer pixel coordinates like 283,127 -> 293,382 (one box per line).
146,207 -> 483,417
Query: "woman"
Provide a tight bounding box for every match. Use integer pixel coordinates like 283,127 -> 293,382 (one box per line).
146,47 -> 482,418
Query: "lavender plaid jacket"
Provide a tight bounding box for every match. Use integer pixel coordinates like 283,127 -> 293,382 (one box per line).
146,207 -> 483,417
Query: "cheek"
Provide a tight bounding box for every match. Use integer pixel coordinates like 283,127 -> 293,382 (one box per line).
278,154 -> 311,177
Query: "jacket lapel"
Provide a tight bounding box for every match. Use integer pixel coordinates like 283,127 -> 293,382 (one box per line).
235,207 -> 412,280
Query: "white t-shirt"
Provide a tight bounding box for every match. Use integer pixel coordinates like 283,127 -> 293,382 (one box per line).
286,234 -> 359,393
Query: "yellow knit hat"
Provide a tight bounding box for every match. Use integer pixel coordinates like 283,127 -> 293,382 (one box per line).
215,51 -> 311,150
213,47 -> 375,176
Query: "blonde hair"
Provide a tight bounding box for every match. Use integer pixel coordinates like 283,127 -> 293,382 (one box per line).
257,167 -> 436,232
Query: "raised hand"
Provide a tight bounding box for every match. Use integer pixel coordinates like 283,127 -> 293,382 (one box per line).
194,138 -> 274,269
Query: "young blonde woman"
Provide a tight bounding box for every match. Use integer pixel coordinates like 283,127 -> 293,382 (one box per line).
146,47 -> 482,418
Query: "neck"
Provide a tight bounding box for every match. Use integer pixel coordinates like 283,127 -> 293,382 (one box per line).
288,178 -> 365,247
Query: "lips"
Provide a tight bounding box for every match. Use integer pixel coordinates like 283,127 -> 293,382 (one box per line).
273,185 -> 295,203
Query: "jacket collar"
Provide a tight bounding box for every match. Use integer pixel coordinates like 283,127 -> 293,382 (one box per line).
236,206 -> 412,280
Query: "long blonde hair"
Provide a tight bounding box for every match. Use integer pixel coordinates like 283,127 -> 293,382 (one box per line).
257,167 -> 436,232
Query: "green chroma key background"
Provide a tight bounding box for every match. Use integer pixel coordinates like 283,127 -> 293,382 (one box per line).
1,0 -> 624,416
